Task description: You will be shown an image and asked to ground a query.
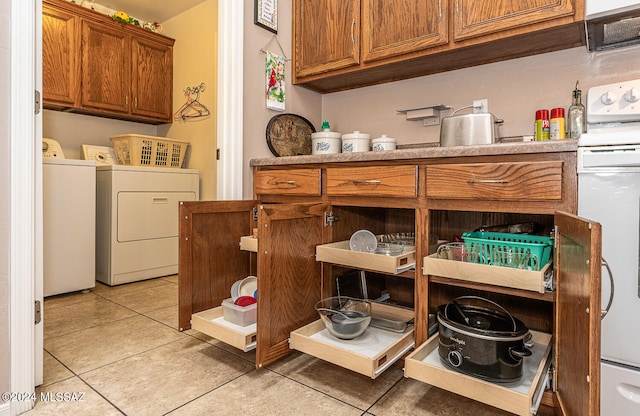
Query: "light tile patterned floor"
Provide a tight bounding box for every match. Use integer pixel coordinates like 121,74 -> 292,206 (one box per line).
26,276 -> 515,416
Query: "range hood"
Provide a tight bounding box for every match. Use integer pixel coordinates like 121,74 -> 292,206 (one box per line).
585,0 -> 640,51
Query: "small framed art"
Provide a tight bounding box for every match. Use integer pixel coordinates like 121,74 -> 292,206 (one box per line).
255,0 -> 277,33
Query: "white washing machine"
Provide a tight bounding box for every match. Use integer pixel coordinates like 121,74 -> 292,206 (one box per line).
96,165 -> 199,285
43,158 -> 96,297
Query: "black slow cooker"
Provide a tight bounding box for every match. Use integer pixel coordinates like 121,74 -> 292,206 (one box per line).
437,296 -> 533,383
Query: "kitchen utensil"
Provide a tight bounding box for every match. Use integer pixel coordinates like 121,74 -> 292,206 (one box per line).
349,230 -> 377,252
437,296 -> 533,383
374,242 -> 404,256
440,113 -> 503,147
265,114 -> 316,157
230,279 -> 242,301
436,242 -> 469,261
238,276 -> 258,298
315,296 -> 372,340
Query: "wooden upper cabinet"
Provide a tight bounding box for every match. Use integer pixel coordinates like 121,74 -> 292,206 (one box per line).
42,4 -> 79,108
42,0 -> 174,124
80,19 -> 130,114
131,38 -> 173,121
293,0 -> 361,78
362,0 -> 448,62
293,0 -> 584,93
454,0 -> 576,41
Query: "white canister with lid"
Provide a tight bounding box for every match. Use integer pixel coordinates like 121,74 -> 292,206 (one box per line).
311,121 -> 342,154
372,135 -> 396,151
342,131 -> 371,153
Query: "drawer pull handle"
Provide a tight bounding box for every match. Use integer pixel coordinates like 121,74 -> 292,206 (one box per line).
275,180 -> 295,185
468,179 -> 509,184
152,197 -> 169,204
352,180 -> 382,184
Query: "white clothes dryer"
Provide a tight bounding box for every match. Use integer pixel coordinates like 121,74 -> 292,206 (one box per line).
96,165 -> 199,285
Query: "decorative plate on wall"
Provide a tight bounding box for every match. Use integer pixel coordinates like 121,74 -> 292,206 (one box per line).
266,113 -> 315,157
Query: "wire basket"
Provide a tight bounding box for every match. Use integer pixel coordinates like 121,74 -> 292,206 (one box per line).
461,231 -> 553,271
110,134 -> 189,168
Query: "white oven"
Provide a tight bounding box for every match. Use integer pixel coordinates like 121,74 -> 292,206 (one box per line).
578,79 -> 640,415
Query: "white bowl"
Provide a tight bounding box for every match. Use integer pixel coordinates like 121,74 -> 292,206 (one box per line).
238,276 -> 258,298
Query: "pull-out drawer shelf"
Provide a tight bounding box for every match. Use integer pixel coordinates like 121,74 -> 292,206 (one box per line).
404,331 -> 552,416
290,304 -> 415,379
192,307 -> 257,352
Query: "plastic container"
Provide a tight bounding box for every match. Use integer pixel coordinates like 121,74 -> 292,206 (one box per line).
534,110 -> 550,141
311,121 -> 342,154
550,108 -> 566,140
341,131 -> 371,153
372,135 -> 397,151
110,134 -> 189,168
461,231 -> 553,271
222,298 -> 257,326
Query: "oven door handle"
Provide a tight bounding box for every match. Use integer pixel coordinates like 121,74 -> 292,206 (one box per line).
601,258 -> 614,320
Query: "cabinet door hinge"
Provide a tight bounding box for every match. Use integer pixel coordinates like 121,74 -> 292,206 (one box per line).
216,148 -> 220,160
552,226 -> 558,248
324,211 -> 339,227
34,300 -> 42,324
34,90 -> 41,115
252,207 -> 258,221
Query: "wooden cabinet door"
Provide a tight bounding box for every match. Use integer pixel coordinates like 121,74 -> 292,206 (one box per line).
454,0 -> 576,41
178,201 -> 256,331
256,203 -> 328,367
554,211 -> 601,416
131,37 -> 173,122
362,0 -> 448,62
80,19 -> 130,114
294,0 -> 360,78
42,3 -> 79,108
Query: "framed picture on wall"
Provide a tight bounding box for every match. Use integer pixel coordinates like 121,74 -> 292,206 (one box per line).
254,0 -> 277,33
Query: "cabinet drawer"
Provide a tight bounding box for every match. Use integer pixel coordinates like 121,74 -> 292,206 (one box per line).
326,166 -> 417,197
404,331 -> 552,416
424,254 -> 552,293
317,240 -> 415,274
290,304 -> 415,379
191,307 -> 257,352
254,169 -> 321,196
426,161 -> 563,201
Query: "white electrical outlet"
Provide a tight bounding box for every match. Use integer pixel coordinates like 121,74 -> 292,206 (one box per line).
473,99 -> 488,113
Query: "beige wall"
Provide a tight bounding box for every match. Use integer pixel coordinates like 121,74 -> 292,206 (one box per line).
321,46 -> 640,145
242,0 -> 322,199
160,0 -> 218,200
43,111 -> 158,160
0,0 -> 10,398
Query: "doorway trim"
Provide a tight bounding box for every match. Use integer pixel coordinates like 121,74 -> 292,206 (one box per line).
216,0 -> 243,200
9,0 -> 39,414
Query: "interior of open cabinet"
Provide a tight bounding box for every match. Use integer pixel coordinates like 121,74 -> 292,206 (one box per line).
288,205 -> 419,378
408,208 -> 558,415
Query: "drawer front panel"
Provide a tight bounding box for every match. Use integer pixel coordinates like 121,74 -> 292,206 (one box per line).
254,168 -> 321,196
326,165 -> 417,197
426,161 -> 563,201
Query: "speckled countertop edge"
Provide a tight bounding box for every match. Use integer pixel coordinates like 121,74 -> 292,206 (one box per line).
250,140 -> 578,167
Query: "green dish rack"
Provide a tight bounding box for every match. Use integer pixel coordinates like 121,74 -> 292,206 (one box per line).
461,231 -> 553,271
